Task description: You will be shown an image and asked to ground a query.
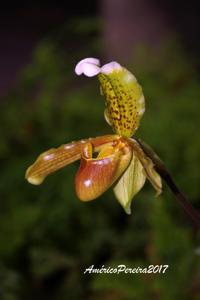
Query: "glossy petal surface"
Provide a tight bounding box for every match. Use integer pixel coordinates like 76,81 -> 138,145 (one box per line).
25,135 -> 117,185
75,140 -> 132,201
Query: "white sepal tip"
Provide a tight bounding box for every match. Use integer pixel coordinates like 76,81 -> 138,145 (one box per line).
75,57 -> 101,77
101,61 -> 122,74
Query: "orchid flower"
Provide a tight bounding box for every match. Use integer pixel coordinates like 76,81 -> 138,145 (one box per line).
25,57 -> 163,214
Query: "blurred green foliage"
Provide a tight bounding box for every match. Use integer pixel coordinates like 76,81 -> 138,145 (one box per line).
0,35 -> 200,300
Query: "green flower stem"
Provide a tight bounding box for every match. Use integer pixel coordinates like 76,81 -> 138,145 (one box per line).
136,138 -> 200,229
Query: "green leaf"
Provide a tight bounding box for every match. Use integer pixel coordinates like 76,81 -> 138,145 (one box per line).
129,138 -> 162,196
113,153 -> 146,214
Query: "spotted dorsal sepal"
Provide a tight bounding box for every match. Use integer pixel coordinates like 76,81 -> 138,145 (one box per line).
98,64 -> 145,137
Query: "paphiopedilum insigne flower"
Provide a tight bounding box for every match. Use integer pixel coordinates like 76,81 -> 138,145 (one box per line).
25,57 -> 163,214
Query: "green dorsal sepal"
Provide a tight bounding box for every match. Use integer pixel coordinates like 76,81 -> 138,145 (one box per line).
98,62 -> 145,137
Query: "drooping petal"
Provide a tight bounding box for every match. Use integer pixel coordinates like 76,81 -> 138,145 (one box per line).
98,63 -> 145,137
75,140 -> 132,201
25,142 -> 83,185
113,153 -> 146,214
25,135 -> 118,185
128,138 -> 162,195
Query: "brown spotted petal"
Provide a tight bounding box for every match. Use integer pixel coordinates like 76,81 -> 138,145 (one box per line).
25,135 -> 117,185
75,141 -> 132,201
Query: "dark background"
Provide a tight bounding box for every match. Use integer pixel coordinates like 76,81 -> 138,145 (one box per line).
0,1 -> 200,299
1,0 -> 200,96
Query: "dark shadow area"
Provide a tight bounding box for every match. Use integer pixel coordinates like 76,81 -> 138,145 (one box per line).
0,1 -> 200,299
